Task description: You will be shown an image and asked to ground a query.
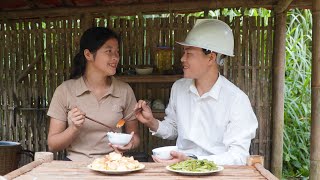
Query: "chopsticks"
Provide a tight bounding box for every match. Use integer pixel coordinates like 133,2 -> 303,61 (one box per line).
122,101 -> 150,120
67,107 -> 114,130
85,115 -> 113,130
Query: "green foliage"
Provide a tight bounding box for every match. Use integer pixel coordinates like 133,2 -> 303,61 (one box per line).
283,9 -> 311,179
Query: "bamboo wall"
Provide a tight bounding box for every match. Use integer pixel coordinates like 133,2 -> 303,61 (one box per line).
0,11 -> 273,168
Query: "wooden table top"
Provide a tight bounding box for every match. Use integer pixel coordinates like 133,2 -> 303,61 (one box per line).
11,161 -> 272,180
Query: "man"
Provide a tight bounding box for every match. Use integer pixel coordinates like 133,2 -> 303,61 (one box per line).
135,19 -> 258,165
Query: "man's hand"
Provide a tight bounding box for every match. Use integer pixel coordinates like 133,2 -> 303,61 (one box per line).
135,100 -> 159,131
152,151 -> 189,164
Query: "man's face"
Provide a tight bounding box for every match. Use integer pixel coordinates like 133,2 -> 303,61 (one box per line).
181,46 -> 213,79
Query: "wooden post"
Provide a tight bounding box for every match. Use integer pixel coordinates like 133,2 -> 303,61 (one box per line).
247,155 -> 264,166
271,11 -> 287,179
274,0 -> 294,14
310,0 -> 320,179
81,13 -> 92,30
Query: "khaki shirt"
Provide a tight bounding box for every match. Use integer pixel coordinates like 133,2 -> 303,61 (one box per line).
47,76 -> 137,161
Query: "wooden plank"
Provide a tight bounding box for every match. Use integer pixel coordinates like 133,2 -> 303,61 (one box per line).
8,161 -> 270,179
0,0 -> 312,19
115,75 -> 182,83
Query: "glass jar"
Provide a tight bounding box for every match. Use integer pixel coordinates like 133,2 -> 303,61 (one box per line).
155,47 -> 172,74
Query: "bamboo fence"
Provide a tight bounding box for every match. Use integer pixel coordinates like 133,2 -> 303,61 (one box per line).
0,11 -> 274,169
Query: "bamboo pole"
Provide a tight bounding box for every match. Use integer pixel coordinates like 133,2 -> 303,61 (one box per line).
4,152 -> 53,180
310,0 -> 320,179
271,11 -> 286,179
81,13 -> 92,30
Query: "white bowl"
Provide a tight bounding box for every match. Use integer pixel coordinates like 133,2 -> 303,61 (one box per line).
107,132 -> 133,146
135,67 -> 153,75
152,146 -> 178,160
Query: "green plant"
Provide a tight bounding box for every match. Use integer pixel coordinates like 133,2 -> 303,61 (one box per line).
283,9 -> 312,179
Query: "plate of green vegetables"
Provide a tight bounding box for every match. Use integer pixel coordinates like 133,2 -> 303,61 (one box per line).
166,159 -> 223,176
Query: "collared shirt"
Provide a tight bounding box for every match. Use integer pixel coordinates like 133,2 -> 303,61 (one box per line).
47,76 -> 137,161
152,75 -> 258,165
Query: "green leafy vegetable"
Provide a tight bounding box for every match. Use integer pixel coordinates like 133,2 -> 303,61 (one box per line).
170,159 -> 218,172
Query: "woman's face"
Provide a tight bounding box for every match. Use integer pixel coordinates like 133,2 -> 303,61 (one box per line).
180,46 -> 212,79
88,38 -> 120,76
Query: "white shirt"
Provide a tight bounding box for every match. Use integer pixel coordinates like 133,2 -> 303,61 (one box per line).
151,75 -> 258,165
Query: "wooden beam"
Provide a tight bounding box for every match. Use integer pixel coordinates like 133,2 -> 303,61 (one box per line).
310,0 -> 320,179
61,0 -> 75,6
271,11 -> 287,179
0,0 -> 289,19
274,0 -> 294,13
95,0 -> 102,6
26,0 -> 37,9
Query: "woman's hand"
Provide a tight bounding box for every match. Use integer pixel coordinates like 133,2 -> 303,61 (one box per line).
68,107 -> 86,131
109,132 -> 135,154
152,151 -> 189,164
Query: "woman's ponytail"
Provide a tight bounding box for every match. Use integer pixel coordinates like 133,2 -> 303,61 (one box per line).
70,52 -> 86,79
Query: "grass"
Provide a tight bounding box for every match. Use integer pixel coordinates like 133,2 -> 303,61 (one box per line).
283,9 -> 312,179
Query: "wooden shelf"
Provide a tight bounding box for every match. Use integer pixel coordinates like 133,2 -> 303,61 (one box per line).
115,75 -> 183,83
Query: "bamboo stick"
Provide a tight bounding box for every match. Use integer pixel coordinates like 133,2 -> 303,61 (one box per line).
265,16 -> 274,170
310,0 -> 320,179
255,163 -> 279,180
271,11 -> 287,179
4,152 -> 53,180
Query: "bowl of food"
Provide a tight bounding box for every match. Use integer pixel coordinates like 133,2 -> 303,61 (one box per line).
152,146 -> 178,160
135,66 -> 153,75
107,132 -> 133,146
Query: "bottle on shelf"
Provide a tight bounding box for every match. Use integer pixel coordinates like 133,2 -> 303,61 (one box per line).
155,46 -> 172,74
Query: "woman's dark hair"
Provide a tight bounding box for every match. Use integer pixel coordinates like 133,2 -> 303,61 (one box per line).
70,27 -> 120,79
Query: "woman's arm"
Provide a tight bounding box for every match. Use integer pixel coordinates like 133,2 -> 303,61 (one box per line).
47,118 -> 78,152
48,108 -> 86,152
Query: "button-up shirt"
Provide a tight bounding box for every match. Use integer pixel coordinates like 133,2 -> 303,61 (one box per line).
152,75 -> 258,165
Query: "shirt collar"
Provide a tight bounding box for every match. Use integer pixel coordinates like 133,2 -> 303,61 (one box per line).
75,76 -> 121,98
188,74 -> 222,100
107,76 -> 121,98
75,76 -> 90,97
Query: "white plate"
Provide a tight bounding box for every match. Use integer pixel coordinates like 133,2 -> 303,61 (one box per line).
88,164 -> 145,175
166,165 -> 224,176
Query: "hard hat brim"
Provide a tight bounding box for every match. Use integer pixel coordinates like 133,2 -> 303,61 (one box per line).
175,41 -> 234,57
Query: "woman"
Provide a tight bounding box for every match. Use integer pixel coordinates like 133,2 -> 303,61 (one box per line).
47,27 -> 140,161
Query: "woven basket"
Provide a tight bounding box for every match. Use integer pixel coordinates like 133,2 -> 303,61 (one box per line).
0,141 -> 21,175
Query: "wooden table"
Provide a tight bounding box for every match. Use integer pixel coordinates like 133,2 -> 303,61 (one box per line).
5,161 -> 277,180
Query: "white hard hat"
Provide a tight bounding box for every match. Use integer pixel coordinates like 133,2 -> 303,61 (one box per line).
176,19 -> 234,57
